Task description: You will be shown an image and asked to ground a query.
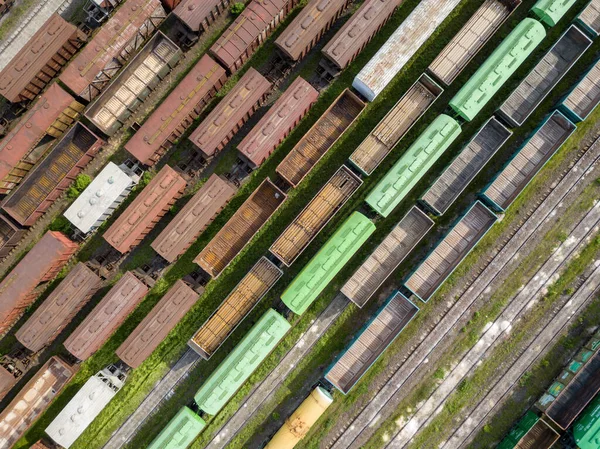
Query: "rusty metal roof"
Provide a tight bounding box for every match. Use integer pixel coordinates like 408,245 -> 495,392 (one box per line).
238,76 -> 318,167
173,0 -> 226,32
125,54 -> 226,165
104,165 -> 186,253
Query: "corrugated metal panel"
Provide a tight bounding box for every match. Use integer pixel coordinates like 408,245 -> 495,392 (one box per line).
322,0 -> 403,71
325,291 -> 418,393
499,25 -> 591,127
270,165 -> 361,266
428,0 -> 518,86
531,0 -> 577,26
561,58 -> 600,121
275,0 -> 350,62
64,272 -> 148,360
577,0 -> 600,36
103,165 -> 186,253
0,84 -> 83,195
188,257 -> 282,359
276,89 -> 364,187
0,231 -> 78,335
148,406 -> 206,449
281,212 -> 375,315
349,74 -> 442,176
0,14 -> 85,103
405,201 -> 496,301
421,117 -> 512,215
189,68 -> 271,158
194,178 -> 286,278
365,114 -> 461,218
116,280 -> 199,368
126,54 -> 226,165
15,263 -> 101,352
449,18 -> 546,122
483,111 -> 576,211
151,174 -> 236,263
173,0 -> 230,33
238,76 -> 318,167
352,0 -> 462,102
341,206 -> 433,307
2,123 -> 102,226
194,309 -> 290,415
0,357 -> 75,449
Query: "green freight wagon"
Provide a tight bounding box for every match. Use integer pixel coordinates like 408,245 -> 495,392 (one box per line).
194,309 -> 290,415
148,406 -> 206,449
365,115 -> 461,218
281,212 -> 375,315
574,395 -> 600,449
531,0 -> 578,26
497,411 -> 559,449
449,18 -> 546,122
497,411 -> 539,449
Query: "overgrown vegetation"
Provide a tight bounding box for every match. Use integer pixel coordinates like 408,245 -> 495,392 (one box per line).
230,2 -> 245,16
66,174 -> 92,199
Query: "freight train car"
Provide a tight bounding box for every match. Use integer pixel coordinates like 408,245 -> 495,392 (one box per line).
60,0 -> 167,102
320,0 -> 404,77
188,257 -> 282,359
499,25 -> 591,127
421,117 -> 512,215
365,114 -> 462,218
209,0 -> 298,73
147,406 -> 206,449
0,84 -> 84,194
497,411 -> 559,449
482,111 -> 576,212
405,201 -> 497,302
103,165 -> 186,253
172,0 -> 231,46
270,165 -> 361,266
428,0 -> 521,86
125,54 -> 227,166
237,76 -> 318,169
85,32 -> 181,136
349,74 -> 443,176
46,365 -> 127,449
274,0 -> 350,63
194,178 -> 286,278
341,206 -> 433,308
0,14 -> 86,103
189,68 -> 271,159
531,0 -> 578,26
560,58 -> 600,122
0,0 -> 14,18
573,394 -> 600,449
577,0 -> 600,36
0,214 -> 26,260
276,89 -> 364,187
63,272 -> 149,361
326,291 -> 418,394
0,357 -> 76,449
449,18 -> 547,122
151,174 -> 236,263
1,123 -> 103,227
281,212 -> 375,315
352,0 -> 462,101
117,279 -> 200,368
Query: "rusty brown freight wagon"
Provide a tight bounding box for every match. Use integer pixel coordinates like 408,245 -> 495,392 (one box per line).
277,89 -> 364,187
60,0 -> 167,102
0,214 -> 26,259
15,263 -> 101,353
0,84 -> 84,195
0,357 -> 76,449
64,272 -> 149,361
1,123 -> 103,227
270,165 -> 361,266
0,14 -> 86,103
189,257 -> 282,359
151,174 -> 236,263
428,0 -> 520,85
125,54 -> 227,165
209,0 -> 298,73
85,32 -> 181,136
275,0 -> 350,62
172,0 -> 231,45
237,76 -> 318,168
189,68 -> 271,158
195,178 -> 286,278
104,165 -> 186,253
349,74 -> 443,176
117,280 -> 199,368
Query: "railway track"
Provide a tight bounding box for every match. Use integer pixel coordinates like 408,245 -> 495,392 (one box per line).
383,199 -> 600,448
328,135 -> 600,449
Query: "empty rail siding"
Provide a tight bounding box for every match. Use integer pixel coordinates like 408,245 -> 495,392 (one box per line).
327,135 -> 600,449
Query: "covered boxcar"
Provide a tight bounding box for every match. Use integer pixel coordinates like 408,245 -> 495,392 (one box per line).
531,0 -> 577,26
147,406 -> 206,449
574,395 -> 600,449
172,0 -> 231,46
560,58 -> 600,122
